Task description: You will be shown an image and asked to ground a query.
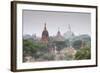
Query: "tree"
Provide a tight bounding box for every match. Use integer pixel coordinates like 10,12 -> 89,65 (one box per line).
65,39 -> 70,48
75,47 -> 91,60
23,39 -> 49,60
72,40 -> 82,49
54,41 -> 66,51
23,40 -> 40,56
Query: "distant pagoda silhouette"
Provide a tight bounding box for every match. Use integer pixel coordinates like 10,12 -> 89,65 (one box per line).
41,23 -> 49,44
63,24 -> 75,48
55,27 -> 64,41
57,27 -> 61,37
64,24 -> 74,39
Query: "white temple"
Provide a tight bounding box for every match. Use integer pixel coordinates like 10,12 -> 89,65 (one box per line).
64,24 -> 75,39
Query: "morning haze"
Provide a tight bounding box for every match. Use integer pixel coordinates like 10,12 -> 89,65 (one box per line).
23,10 -> 91,37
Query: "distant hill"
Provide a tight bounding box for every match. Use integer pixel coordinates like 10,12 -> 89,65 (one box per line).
23,34 -> 32,40
72,34 -> 91,41
65,34 -> 91,49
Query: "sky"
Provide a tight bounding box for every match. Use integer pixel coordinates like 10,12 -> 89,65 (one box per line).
23,10 -> 91,37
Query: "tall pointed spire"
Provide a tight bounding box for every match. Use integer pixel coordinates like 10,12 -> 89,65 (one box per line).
44,22 -> 47,30
57,27 -> 61,36
41,22 -> 49,44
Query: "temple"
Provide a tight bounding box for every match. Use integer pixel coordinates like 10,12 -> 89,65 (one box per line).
55,27 -> 64,41
64,24 -> 74,39
41,23 -> 49,44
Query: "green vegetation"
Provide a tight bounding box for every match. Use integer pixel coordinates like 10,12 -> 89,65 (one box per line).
41,53 -> 55,60
75,47 -> 91,60
23,34 -> 91,62
72,40 -> 82,49
64,53 -> 74,60
23,39 -> 48,59
54,41 -> 67,51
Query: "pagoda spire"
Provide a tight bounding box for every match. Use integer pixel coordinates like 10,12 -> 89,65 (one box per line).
44,22 -> 47,30
57,27 -> 61,36
41,22 -> 49,44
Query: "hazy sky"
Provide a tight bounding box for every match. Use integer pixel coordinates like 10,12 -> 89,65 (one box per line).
23,10 -> 91,37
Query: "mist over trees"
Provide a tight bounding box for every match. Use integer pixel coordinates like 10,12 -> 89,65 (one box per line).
23,34 -> 91,62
